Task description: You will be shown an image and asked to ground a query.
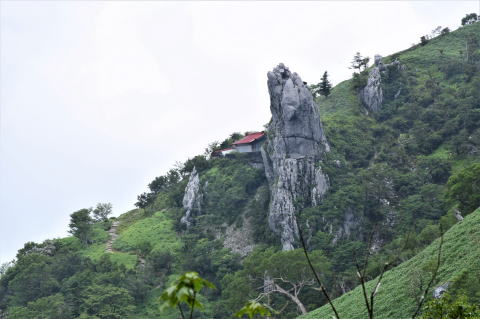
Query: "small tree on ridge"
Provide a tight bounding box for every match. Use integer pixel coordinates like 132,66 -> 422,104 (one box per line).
319,71 -> 332,98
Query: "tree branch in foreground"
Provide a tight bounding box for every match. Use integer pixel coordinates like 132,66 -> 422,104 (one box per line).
296,217 -> 341,319
411,225 -> 444,319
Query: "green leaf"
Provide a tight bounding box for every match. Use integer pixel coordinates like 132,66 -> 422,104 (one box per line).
160,272 -> 216,314
235,300 -> 271,319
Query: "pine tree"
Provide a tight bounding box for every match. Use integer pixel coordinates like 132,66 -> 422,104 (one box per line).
350,52 -> 370,71
319,71 -> 332,98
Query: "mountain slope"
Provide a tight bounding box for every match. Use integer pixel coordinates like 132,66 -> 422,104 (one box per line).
1,20 -> 479,319
300,208 -> 480,319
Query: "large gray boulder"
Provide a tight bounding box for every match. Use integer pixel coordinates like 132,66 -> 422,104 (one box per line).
262,64 -> 330,250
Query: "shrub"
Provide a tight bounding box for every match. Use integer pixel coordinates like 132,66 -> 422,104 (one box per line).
446,163 -> 480,214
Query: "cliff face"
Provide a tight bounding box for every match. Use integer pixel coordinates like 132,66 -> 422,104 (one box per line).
360,55 -> 384,113
360,55 -> 404,113
180,167 -> 203,227
262,64 -> 330,250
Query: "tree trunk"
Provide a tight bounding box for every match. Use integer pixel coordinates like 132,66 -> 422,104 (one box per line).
274,283 -> 307,315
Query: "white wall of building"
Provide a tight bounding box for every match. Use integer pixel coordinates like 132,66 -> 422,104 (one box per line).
235,144 -> 253,153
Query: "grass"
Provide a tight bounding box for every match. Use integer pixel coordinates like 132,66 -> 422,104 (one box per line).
113,210 -> 182,255
299,208 -> 480,319
318,80 -> 360,116
89,224 -> 110,243
398,23 -> 479,67
55,225 -> 138,269
79,220 -> 139,269
108,252 -> 138,269
427,145 -> 451,160
116,208 -> 146,233
81,243 -> 138,269
451,158 -> 480,175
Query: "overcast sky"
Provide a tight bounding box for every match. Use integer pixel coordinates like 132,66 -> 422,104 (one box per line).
1,1 -> 478,263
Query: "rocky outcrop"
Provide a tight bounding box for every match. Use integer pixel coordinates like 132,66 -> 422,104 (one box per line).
222,217 -> 256,257
217,185 -> 268,256
332,208 -> 358,244
360,55 -> 384,113
433,282 -> 451,299
25,240 -> 56,256
360,55 -> 404,113
262,63 -> 330,251
180,167 -> 203,227
454,208 -> 464,222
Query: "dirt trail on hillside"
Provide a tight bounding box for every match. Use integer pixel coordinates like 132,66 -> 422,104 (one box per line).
106,221 -> 120,253
105,221 -> 146,268
106,221 -> 147,268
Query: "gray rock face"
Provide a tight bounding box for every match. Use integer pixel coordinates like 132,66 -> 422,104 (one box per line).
222,216 -> 256,257
262,63 -> 330,250
360,55 -> 405,113
454,208 -> 464,222
29,240 -> 56,256
180,167 -> 203,227
332,208 -> 358,244
360,55 -> 384,113
433,282 -> 451,299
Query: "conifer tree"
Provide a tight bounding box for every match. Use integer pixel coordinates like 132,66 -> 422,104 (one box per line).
350,52 -> 370,71
319,71 -> 332,98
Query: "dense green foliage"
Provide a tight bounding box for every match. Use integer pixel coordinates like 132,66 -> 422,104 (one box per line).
421,293 -> 480,319
299,21 -> 480,302
1,19 -> 479,319
300,209 -> 480,319
216,248 -> 332,317
236,300 -> 272,319
161,272 -> 215,318
69,209 -> 94,245
200,157 -> 265,225
446,163 -> 480,215
0,240 -> 140,318
92,203 -> 113,222
461,13 -> 478,26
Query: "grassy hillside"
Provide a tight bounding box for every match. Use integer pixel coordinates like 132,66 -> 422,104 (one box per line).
1,20 -> 479,319
113,210 -> 182,255
300,208 -> 480,319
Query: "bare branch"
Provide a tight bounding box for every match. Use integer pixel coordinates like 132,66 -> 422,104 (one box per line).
296,279 -> 315,297
355,258 -> 372,317
353,229 -> 376,318
296,215 -> 341,319
363,230 -> 376,277
189,290 -> 196,319
178,304 -> 186,319
369,261 -> 389,317
252,292 -> 289,317
411,225 -> 444,319
273,283 -> 308,315
354,224 -> 417,319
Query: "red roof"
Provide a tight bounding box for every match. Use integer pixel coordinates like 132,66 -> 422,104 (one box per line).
233,132 -> 265,145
